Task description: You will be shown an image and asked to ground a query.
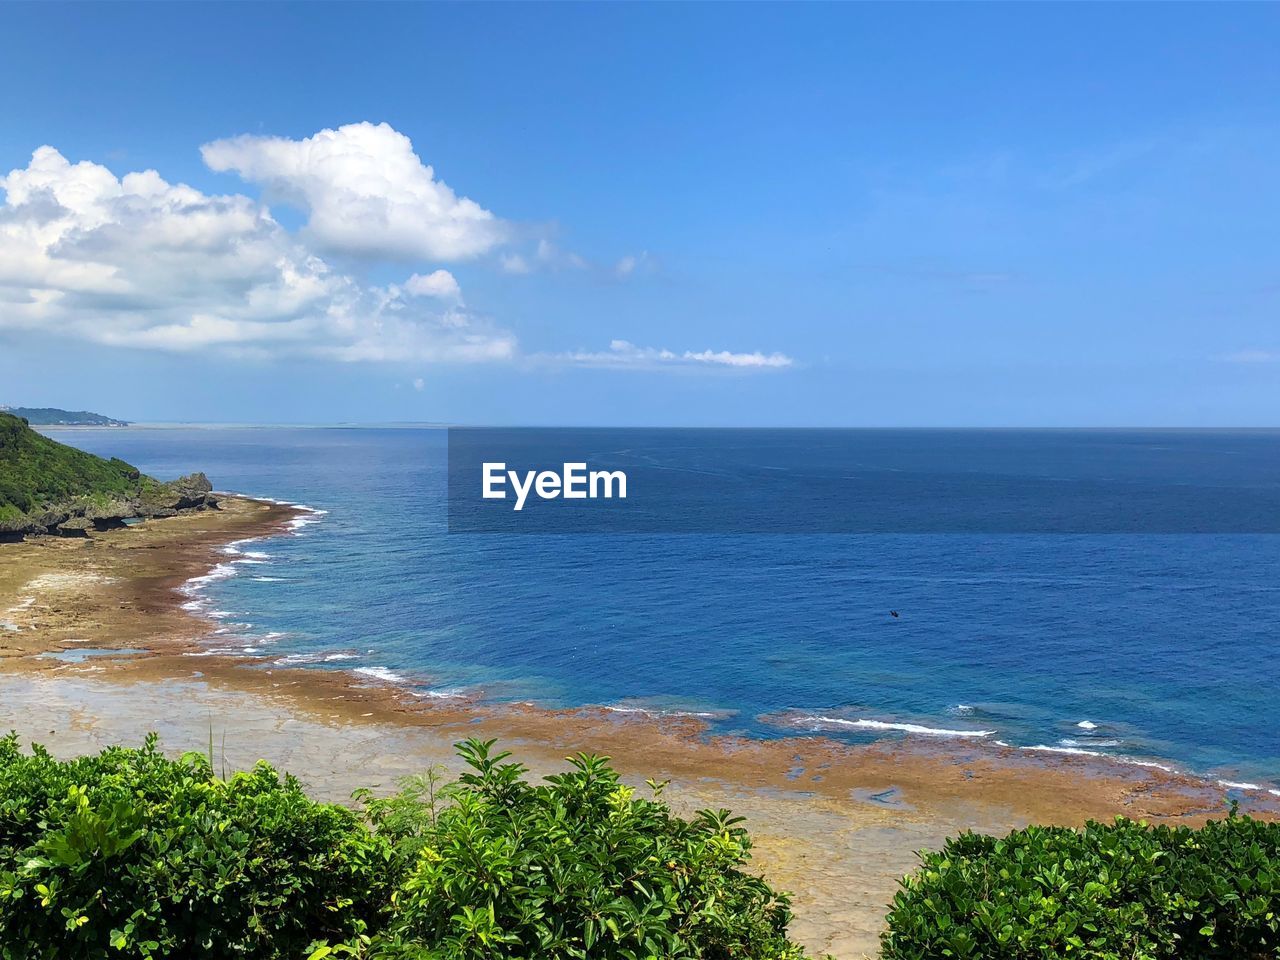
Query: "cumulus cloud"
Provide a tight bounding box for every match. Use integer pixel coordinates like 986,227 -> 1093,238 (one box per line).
0,144 -> 513,363
404,269 -> 461,301
0,127 -> 791,372
201,122 -> 506,262
560,339 -> 794,370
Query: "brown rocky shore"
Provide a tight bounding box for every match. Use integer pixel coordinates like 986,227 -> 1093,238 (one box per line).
1,499 -> 1275,958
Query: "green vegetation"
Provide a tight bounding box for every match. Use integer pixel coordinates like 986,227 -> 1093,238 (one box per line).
7,729 -> 1277,960
0,407 -> 129,427
0,412 -> 214,535
882,813 -> 1280,960
0,412 -> 143,517
0,736 -> 810,960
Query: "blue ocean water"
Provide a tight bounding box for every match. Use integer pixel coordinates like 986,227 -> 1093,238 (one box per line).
47,427 -> 1280,787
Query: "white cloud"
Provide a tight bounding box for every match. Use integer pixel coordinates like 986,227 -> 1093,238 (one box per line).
0,129 -> 792,372
0,144 -> 514,363
535,238 -> 587,271
560,339 -> 794,370
201,121 -> 506,262
613,251 -> 653,279
501,241 -> 651,281
413,377 -> 425,391
500,253 -> 531,274
404,269 -> 461,301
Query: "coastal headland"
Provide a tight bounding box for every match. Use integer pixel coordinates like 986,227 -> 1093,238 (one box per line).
1,497 -> 1274,958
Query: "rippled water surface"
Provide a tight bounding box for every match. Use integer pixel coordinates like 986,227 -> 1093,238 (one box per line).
49,426 -> 1280,786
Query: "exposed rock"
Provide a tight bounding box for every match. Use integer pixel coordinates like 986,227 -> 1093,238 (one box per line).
1,412 -> 220,540
4,475 -> 221,539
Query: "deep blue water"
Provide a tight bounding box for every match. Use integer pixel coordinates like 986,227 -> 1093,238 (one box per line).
46,427 -> 1280,787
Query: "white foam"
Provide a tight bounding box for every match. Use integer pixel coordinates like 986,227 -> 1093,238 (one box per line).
1023,744 -> 1176,773
414,687 -> 467,700
604,705 -> 717,719
285,504 -> 328,532
1077,720 -> 1099,731
180,562 -> 238,594
1027,744 -> 1104,757
353,666 -> 406,684
1217,779 -> 1261,791
1059,738 -> 1122,748
799,716 -> 996,738
954,704 -> 975,715
274,651 -> 357,666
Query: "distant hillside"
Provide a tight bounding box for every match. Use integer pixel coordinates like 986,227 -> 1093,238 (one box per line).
0,406 -> 130,426
0,412 -> 215,540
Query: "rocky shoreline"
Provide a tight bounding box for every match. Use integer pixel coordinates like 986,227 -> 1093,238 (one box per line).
0,410 -> 219,541
2,498 -> 1278,958
0,472 -> 219,540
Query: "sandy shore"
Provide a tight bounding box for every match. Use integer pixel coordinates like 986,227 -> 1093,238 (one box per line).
1,499 -> 1274,959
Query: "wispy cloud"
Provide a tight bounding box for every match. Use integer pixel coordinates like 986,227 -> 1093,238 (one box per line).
555,339 -> 794,370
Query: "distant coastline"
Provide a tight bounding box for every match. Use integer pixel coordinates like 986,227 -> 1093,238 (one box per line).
2,406 -> 129,426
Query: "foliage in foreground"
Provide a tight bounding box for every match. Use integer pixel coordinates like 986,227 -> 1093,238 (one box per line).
0,733 -> 390,960
881,812 -> 1280,960
0,734 -> 808,960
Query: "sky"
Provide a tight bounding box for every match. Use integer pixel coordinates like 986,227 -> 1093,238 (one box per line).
2,2 -> 1279,426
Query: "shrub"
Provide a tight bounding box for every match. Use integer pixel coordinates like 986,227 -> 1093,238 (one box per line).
0,733 -> 391,960
350,739 -> 806,960
881,812 -> 1280,960
0,736 -> 810,960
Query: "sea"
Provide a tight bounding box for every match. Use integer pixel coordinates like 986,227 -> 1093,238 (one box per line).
45,426 -> 1280,790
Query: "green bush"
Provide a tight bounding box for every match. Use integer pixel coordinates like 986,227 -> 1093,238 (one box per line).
881,813 -> 1280,960
350,739 -> 804,960
0,734 -> 392,960
0,736 -> 809,960
0,412 -> 142,514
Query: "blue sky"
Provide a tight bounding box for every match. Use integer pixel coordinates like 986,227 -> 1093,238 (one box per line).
2,3 -> 1279,425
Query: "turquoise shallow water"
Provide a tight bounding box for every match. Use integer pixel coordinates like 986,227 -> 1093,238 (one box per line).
48,426 -> 1280,789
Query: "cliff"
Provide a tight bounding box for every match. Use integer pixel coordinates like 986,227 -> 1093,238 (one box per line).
0,412 -> 216,540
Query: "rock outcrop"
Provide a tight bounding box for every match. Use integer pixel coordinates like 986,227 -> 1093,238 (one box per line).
0,474 -> 220,540
0,412 -> 219,541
